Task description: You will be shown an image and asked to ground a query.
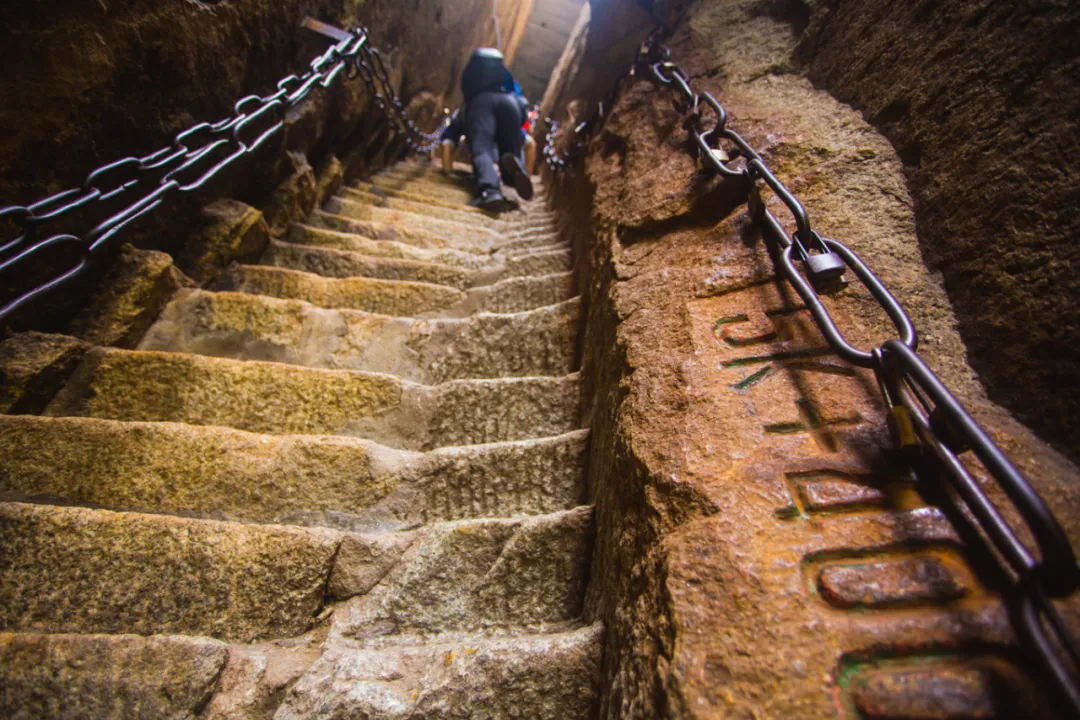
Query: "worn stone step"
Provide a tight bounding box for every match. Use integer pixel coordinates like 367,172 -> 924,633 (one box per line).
0,632 -> 229,720
323,196 -> 505,251
276,233 -> 571,281
505,223 -> 560,240
0,501 -> 339,643
264,239 -> 477,290
458,271 -> 575,315
140,290 -> 579,382
369,174 -> 475,204
275,623 -> 602,720
0,414 -> 588,531
307,209 -> 490,253
289,221 -> 490,264
224,264 -> 575,316
220,265 -> 466,316
342,186 -> 504,230
329,506 -> 592,636
46,348 -> 581,449
499,233 -> 564,253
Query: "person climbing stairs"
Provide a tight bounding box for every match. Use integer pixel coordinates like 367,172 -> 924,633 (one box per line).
0,159 -> 601,718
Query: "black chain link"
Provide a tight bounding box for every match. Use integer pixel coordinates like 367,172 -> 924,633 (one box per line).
0,25 -> 446,324
549,26 -> 1080,715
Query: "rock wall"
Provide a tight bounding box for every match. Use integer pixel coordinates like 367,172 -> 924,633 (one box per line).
545,0 -> 1080,716
0,0 -> 529,333
509,0 -> 587,103
794,0 -> 1080,461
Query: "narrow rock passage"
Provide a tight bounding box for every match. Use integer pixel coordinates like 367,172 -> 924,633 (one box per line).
0,160 -> 601,718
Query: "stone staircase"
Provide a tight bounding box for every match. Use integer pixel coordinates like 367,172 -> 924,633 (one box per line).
0,160 -> 601,719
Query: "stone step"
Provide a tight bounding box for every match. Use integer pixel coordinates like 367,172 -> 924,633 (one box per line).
291,220 -> 489,262
264,239 -> 477,290
224,264 -> 575,317
275,624 -> 602,720
379,163 -> 549,197
307,209 -> 489,253
0,414 -> 588,531
458,271 -> 575,315
0,632 -> 229,720
46,348 -> 581,450
338,187 -> 511,233
357,181 -> 559,226
323,196 -> 504,251
369,174 -> 475,204
140,290 -> 579,383
498,233 -> 564,253
344,185 -> 500,224
505,223 -> 561,240
276,233 -> 571,281
220,265 -> 466,317
504,245 -> 573,276
328,506 -> 592,635
0,501 -> 339,643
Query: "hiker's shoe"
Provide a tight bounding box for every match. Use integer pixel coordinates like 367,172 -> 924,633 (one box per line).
499,152 -> 534,201
470,188 -> 505,211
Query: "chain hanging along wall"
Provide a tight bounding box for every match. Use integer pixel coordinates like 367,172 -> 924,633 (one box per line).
545,26 -> 1080,716
0,21 -> 447,326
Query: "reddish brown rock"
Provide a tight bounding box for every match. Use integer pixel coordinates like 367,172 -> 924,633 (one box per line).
797,0 -> 1080,463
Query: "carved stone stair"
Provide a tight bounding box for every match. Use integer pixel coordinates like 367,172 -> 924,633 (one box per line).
0,159 -> 599,719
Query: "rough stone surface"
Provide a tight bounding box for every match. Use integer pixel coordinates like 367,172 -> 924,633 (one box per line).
264,239 -> 477,289
0,632 -> 229,720
306,209 -> 485,252
223,262 -> 574,317
178,199 -> 271,286
0,415 -> 587,532
330,507 -> 592,635
798,0 -> 1080,462
201,641 -> 324,720
313,154 -> 345,208
322,195 -> 506,251
288,222 -> 491,267
46,347 -> 581,449
0,0 -> 530,204
339,186 -> 529,235
221,264 -> 467,315
0,502 -> 339,642
0,332 -> 90,414
141,290 -> 579,382
276,623 -> 604,720
68,244 -> 193,348
542,0 -> 1080,717
263,152 -> 317,236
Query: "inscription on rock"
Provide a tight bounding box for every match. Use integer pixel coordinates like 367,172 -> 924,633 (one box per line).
687,280 -> 1016,716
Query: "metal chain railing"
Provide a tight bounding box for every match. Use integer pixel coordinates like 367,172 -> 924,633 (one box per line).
547,28 -> 1080,715
0,21 -> 446,325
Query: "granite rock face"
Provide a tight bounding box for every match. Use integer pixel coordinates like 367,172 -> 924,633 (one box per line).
798,0 -> 1080,463
0,161 -> 600,718
543,0 -> 1080,717
0,633 -> 228,720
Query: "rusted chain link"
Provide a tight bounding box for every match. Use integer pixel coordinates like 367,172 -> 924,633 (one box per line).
548,26 -> 1080,715
0,23 -> 446,324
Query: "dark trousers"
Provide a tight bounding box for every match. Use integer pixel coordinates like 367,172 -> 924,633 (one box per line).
465,91 -> 524,194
